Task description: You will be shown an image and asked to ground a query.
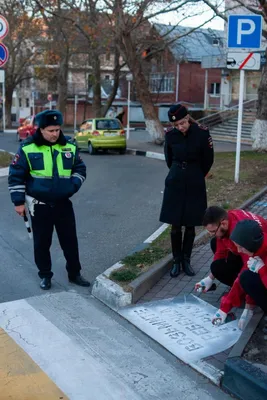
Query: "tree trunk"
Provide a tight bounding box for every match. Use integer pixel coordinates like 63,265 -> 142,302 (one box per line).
121,33 -> 164,142
91,54 -> 102,117
57,80 -> 68,115
251,49 -> 267,150
102,48 -> 121,117
5,86 -> 13,129
57,56 -> 69,115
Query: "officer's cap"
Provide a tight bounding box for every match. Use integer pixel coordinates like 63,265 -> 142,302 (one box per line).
36,110 -> 63,128
168,104 -> 188,122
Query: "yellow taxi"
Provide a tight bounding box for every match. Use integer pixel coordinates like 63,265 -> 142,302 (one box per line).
74,118 -> 126,155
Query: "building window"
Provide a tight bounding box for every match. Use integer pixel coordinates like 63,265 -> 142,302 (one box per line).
105,75 -> 110,80
149,73 -> 175,93
19,98 -> 22,107
210,83 -> 220,95
105,53 -> 110,61
26,98 -> 30,107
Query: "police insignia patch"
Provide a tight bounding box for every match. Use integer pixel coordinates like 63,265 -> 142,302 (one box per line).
65,152 -> 72,158
12,153 -> 20,165
172,116 -> 176,120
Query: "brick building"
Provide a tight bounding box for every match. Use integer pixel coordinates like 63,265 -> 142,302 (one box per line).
148,24 -> 224,107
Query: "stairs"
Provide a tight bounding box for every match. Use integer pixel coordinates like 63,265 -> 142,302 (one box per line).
210,111 -> 256,145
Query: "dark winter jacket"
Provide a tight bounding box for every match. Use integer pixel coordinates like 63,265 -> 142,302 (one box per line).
159,123 -> 214,226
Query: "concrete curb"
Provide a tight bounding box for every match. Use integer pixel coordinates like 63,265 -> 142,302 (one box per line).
223,312 -> 267,399
126,148 -> 165,161
222,311 -> 267,400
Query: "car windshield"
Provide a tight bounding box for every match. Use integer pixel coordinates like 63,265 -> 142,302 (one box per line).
96,119 -> 121,130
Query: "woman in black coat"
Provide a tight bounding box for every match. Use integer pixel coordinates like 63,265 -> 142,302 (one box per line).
160,104 -> 214,277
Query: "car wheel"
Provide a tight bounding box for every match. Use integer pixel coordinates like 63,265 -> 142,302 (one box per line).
88,142 -> 96,155
16,132 -> 21,142
119,148 -> 126,155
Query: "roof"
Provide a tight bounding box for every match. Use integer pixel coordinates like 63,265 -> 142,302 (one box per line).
154,24 -> 225,62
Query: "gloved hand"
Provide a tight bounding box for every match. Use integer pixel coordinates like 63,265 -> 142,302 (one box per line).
195,276 -> 213,293
247,256 -> 265,273
238,308 -> 253,330
212,309 -> 227,325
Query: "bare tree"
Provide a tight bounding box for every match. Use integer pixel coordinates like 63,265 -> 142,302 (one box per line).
95,0 -> 217,141
0,0 -> 42,127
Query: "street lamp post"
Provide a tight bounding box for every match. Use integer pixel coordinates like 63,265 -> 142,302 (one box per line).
126,73 -> 133,141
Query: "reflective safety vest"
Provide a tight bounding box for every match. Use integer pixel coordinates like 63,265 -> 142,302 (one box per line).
23,142 -> 77,179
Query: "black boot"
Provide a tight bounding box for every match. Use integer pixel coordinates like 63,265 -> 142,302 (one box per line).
170,227 -> 182,278
170,258 -> 181,278
182,227 -> 196,276
40,277 -> 51,290
69,274 -> 90,287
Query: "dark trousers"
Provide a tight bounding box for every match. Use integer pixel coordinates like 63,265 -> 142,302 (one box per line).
210,237 -> 243,286
171,225 -> 195,261
240,270 -> 267,313
30,200 -> 81,279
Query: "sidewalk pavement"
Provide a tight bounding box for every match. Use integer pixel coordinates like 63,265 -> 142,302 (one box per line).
127,130 -> 252,154
138,192 -> 267,373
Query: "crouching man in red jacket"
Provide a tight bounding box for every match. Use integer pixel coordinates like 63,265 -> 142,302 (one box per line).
195,206 -> 267,329
231,219 -> 267,317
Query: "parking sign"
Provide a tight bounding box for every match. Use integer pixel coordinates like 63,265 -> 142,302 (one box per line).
228,15 -> 262,49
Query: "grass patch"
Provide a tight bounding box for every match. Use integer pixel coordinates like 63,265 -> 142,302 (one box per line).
0,151 -> 12,168
111,151 -> 267,286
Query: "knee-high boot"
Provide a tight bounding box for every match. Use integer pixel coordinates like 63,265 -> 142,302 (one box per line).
170,227 -> 182,278
182,227 -> 196,276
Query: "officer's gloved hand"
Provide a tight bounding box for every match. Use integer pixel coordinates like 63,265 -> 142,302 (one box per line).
212,309 -> 227,326
247,256 -> 265,273
238,308 -> 254,331
195,276 -> 213,293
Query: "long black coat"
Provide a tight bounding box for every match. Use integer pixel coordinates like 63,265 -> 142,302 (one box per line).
160,123 -> 214,227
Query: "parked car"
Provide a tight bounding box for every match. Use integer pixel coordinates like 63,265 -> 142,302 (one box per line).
74,118 -> 126,155
17,115 -> 37,141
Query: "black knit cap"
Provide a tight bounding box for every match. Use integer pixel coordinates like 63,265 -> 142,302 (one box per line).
168,104 -> 188,122
230,219 -> 264,253
36,110 -> 63,128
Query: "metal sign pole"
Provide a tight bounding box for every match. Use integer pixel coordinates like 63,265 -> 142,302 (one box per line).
3,77 -> 5,132
234,68 -> 245,184
74,95 -> 77,132
127,80 -> 131,140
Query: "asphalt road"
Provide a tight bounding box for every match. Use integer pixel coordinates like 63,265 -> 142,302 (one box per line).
0,131 -> 167,302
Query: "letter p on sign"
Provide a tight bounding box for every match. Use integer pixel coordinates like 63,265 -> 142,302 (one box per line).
237,19 -> 255,45
228,15 -> 262,49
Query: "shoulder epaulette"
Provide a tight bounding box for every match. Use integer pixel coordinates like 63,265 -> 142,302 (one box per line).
197,123 -> 208,131
165,126 -> 174,134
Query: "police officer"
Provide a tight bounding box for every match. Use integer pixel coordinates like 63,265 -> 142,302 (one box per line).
160,104 -> 214,277
8,109 -> 90,290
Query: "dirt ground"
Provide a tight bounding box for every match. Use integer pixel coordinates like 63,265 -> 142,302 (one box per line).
243,315 -> 267,367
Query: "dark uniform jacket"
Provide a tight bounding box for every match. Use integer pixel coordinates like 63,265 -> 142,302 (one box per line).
8,129 -> 86,206
160,122 -> 214,226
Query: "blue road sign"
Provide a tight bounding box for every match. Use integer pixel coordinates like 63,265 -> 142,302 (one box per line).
228,15 -> 262,49
0,43 -> 8,67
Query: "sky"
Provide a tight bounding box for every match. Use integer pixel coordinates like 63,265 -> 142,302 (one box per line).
152,3 -> 225,31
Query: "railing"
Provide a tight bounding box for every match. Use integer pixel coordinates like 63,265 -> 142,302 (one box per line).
197,98 -> 258,129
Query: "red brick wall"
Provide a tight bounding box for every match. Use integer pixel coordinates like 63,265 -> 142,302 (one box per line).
179,63 -> 221,104
149,61 -> 221,105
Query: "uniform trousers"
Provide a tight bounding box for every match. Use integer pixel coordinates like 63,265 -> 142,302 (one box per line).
240,270 -> 267,313
210,237 -> 243,286
30,200 -> 81,279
